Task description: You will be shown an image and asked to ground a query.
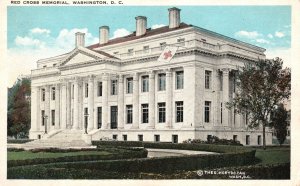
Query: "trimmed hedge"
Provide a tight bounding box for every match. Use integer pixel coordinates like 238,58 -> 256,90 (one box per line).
46,150 -> 255,173
92,141 -> 251,153
8,147 -> 148,168
7,139 -> 34,144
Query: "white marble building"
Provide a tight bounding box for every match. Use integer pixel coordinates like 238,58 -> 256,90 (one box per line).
29,7 -> 272,145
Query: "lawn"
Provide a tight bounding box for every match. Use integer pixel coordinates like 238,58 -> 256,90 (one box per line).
8,150 -> 111,160
254,146 -> 290,165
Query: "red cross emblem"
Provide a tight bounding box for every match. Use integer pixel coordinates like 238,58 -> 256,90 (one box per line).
163,50 -> 173,60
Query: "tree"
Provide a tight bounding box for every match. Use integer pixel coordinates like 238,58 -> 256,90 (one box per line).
227,58 -> 291,150
7,77 -> 31,138
270,104 -> 289,146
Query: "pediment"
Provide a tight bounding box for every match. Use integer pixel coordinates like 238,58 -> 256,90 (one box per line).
60,46 -> 115,66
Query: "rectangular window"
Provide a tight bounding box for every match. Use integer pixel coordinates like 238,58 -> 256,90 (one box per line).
127,78 -> 133,94
85,83 -> 88,98
245,112 -> 249,125
111,80 -> 118,95
205,101 -> 211,123
97,107 -> 102,129
154,135 -> 160,142
112,135 -> 118,140
177,38 -> 185,46
220,103 -> 223,124
172,135 -> 178,143
158,73 -> 166,91
141,76 -> 149,92
160,42 -> 166,50
126,105 -> 133,124
246,135 -> 250,145
41,88 -> 45,101
158,102 -> 166,123
128,48 -> 134,56
176,101 -> 184,122
143,46 -> 149,53
51,110 -> 55,126
138,135 -> 143,142
233,135 -> 237,142
84,108 -> 88,128
51,87 -> 55,100
97,82 -> 102,97
41,110 -> 45,126
258,135 -> 262,145
123,135 -> 127,141
205,70 -> 212,89
53,63 -> 56,67
176,71 -> 184,89
233,108 -> 236,126
141,104 -> 149,123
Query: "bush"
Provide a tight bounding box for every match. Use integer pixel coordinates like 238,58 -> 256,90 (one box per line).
182,136 -> 243,146
7,139 -> 34,144
8,147 -> 148,168
8,149 -> 255,176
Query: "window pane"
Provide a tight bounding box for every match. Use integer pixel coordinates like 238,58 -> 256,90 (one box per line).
205,101 -> 211,123
142,76 -> 149,92
176,101 -> 184,122
205,71 -> 212,89
126,105 -> 133,124
158,74 -> 166,91
158,102 -> 166,123
98,82 -> 102,97
142,104 -> 149,123
176,71 -> 184,89
127,78 -> 133,94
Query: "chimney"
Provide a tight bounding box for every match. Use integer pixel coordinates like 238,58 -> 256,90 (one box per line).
75,32 -> 85,47
99,26 -> 109,45
135,16 -> 147,36
168,7 -> 181,29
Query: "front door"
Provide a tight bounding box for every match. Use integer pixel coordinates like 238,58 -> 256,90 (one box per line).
111,106 -> 118,129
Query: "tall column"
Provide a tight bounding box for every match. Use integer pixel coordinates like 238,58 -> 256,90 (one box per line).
73,78 -> 79,129
66,82 -> 71,128
36,87 -> 40,131
55,84 -> 60,129
222,68 -> 230,127
88,75 -> 95,130
30,86 -> 38,132
131,73 -> 139,129
45,85 -> 50,132
148,71 -> 155,129
118,75 -> 124,129
61,82 -> 67,129
101,73 -> 109,129
165,69 -> 173,128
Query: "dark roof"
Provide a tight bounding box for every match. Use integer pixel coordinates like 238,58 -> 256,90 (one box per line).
87,23 -> 192,49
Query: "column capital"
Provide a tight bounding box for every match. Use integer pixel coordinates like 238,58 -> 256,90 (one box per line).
148,71 -> 155,79
165,68 -> 172,76
102,73 -> 109,80
55,83 -> 61,89
221,68 -> 231,74
118,74 -> 124,83
133,72 -> 139,81
88,74 -> 95,81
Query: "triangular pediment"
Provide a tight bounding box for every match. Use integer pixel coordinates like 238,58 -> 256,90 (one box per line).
60,46 -> 116,66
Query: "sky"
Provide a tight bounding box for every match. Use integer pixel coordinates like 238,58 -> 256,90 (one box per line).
7,6 -> 291,87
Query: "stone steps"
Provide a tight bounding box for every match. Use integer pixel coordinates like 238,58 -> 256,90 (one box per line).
18,130 -> 91,149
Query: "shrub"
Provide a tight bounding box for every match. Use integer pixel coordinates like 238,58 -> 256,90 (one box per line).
182,136 -> 243,146
7,139 -> 34,144
8,148 -> 148,167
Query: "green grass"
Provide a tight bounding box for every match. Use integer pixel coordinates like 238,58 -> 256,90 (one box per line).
255,147 -> 290,165
8,151 -> 111,160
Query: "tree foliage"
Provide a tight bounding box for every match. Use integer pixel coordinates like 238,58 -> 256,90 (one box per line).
7,78 -> 31,138
270,104 -> 289,146
227,58 -> 291,149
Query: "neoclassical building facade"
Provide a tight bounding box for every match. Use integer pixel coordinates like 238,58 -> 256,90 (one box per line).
30,7 -> 272,145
